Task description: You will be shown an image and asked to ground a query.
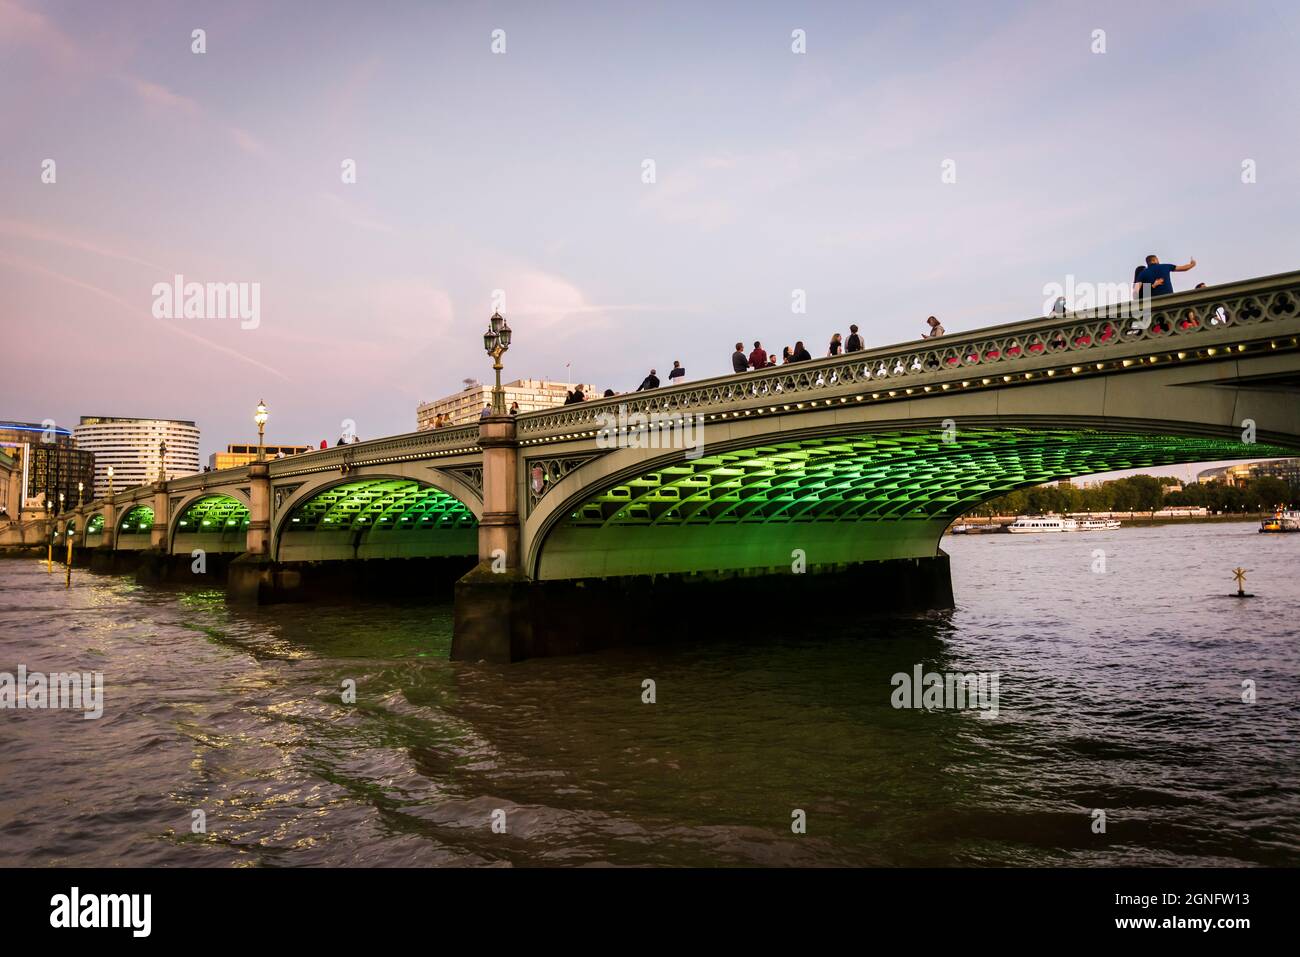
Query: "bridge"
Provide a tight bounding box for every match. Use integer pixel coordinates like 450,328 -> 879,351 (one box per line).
7,270 -> 1300,660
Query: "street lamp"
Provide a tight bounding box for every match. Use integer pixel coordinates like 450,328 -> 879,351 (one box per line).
107,465 -> 114,498
481,312 -> 512,416
254,400 -> 269,462
157,439 -> 168,481
77,481 -> 83,508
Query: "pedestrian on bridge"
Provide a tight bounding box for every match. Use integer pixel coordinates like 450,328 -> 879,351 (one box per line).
828,333 -> 843,356
922,316 -> 945,339
846,324 -> 863,352
732,342 -> 748,373
636,370 -> 660,391
1135,254 -> 1196,298
668,360 -> 685,383
749,341 -> 768,370
792,341 -> 812,362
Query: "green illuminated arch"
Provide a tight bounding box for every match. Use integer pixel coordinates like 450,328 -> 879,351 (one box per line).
174,495 -> 250,536
277,478 -> 476,561
535,427 -> 1297,579
117,504 -> 155,535
562,429 -> 1292,527
85,514 -> 104,536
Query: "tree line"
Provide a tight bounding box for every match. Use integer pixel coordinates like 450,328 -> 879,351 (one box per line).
966,474 -> 1297,517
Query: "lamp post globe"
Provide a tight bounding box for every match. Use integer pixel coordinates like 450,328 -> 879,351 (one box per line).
482,312 -> 512,415
254,400 -> 269,462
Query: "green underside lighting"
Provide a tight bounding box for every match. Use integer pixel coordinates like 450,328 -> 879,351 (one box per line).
561,428 -> 1297,528
283,479 -> 475,533
85,514 -> 104,535
118,505 -> 155,534
175,495 -> 250,536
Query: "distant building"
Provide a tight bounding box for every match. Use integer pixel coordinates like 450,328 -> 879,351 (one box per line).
1197,458 -> 1300,488
417,378 -> 597,429
0,421 -> 96,513
0,448 -> 18,519
209,443 -> 314,470
74,416 -> 201,494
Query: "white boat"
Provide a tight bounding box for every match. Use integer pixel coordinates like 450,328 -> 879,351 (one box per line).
1007,515 -> 1078,533
949,523 -> 971,534
1077,519 -> 1121,530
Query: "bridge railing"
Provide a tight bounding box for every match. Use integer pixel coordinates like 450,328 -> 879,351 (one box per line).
514,269 -> 1300,439
59,426 -> 484,517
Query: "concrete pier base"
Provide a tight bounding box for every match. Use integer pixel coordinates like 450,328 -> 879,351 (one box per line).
82,547 -> 235,582
227,555 -> 475,604
452,552 -> 955,663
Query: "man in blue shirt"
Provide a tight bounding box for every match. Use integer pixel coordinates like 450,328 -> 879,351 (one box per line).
1134,253 -> 1197,298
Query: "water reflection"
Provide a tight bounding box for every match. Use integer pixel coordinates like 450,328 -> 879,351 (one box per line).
1,520 -> 1296,866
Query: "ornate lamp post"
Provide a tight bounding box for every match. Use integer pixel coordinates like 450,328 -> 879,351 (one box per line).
254,400 -> 269,462
77,481 -> 84,508
107,465 -> 114,498
157,439 -> 168,482
481,312 -> 512,416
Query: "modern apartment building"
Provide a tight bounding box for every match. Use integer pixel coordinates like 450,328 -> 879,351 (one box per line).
74,416 -> 201,494
0,421 -> 96,512
416,378 -> 596,429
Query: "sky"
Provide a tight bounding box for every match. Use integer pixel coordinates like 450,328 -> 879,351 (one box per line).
2,0 -> 1298,477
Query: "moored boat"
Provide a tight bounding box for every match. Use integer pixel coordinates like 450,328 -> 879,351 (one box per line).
1007,515 -> 1077,533
1077,518 -> 1121,530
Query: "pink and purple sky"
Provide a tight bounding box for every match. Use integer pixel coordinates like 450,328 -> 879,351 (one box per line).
2,0 -> 1297,478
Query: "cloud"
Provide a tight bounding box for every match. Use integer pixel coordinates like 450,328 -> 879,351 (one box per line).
0,250 -> 290,380
123,76 -> 200,115
0,0 -> 78,63
318,193 -> 394,234
0,219 -> 163,270
229,126 -> 270,157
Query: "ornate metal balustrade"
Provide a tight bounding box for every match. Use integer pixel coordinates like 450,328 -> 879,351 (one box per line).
514,270 -> 1300,441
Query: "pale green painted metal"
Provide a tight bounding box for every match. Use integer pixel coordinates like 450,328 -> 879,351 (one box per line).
284,478 -> 475,532
175,495 -> 250,534
117,504 -> 155,534
564,429 -> 1294,528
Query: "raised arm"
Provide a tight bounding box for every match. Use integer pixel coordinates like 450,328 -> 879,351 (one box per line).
1175,258 -> 1197,272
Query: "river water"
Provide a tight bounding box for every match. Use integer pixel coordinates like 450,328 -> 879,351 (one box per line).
1,521 -> 1296,867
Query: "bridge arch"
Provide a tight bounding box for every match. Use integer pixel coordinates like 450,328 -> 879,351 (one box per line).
273,473 -> 479,562
84,512 -> 105,544
115,503 -> 155,550
170,493 -> 251,554
524,413 -> 1300,580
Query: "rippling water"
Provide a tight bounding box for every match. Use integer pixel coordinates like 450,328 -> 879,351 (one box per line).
1,521 -> 1296,866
